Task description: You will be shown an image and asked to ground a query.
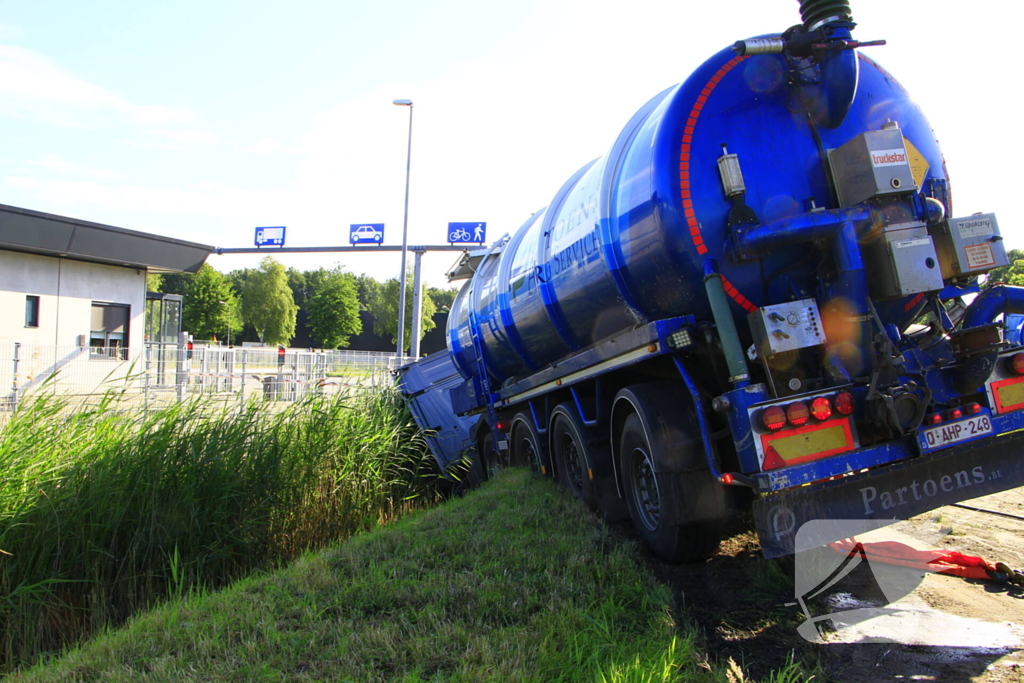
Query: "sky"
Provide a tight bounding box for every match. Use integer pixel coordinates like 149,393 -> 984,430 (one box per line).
1,0 -> 1021,291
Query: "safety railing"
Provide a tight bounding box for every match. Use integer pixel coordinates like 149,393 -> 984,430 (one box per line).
0,342 -> 409,416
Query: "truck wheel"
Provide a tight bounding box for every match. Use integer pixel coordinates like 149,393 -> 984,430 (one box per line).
619,412 -> 721,563
551,412 -> 597,509
459,456 -> 483,491
479,431 -> 503,479
511,413 -> 548,474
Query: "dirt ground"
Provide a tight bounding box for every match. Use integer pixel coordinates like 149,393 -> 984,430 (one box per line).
634,486 -> 1024,682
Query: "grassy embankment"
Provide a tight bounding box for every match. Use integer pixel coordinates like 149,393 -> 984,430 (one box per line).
0,384 -> 434,672
15,468 -> 808,682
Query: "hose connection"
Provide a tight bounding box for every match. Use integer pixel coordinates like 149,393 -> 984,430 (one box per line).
733,0 -> 883,60
799,0 -> 852,31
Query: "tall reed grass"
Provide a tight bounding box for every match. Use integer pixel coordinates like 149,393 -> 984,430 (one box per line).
0,383 -> 435,671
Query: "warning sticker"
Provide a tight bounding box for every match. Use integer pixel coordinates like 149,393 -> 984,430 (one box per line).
964,243 -> 996,270
903,138 -> 930,188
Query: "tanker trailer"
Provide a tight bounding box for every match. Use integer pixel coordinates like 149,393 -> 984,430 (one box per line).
397,0 -> 1024,562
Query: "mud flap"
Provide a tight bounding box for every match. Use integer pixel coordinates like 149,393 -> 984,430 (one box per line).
660,468 -> 728,524
754,432 -> 1024,558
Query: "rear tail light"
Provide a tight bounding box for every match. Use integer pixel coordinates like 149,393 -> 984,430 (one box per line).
760,392 -> 854,432
786,401 -> 810,427
810,396 -> 832,421
946,407 -> 963,420
927,413 -> 943,425
1008,353 -> 1024,376
762,406 -> 787,431
965,402 -> 983,415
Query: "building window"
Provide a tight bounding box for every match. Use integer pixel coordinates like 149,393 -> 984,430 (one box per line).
25,295 -> 40,328
90,303 -> 130,360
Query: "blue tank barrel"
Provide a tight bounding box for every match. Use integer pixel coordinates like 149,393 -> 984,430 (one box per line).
448,36 -> 951,386
814,31 -> 859,128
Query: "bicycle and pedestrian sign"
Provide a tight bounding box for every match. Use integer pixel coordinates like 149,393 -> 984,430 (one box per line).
448,222 -> 486,244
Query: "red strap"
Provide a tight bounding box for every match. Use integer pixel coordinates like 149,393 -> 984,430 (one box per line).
828,539 -> 995,580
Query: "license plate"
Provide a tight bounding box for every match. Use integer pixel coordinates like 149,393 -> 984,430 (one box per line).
918,413 -> 993,452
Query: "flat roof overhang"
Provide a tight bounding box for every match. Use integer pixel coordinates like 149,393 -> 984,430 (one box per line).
0,203 -> 213,273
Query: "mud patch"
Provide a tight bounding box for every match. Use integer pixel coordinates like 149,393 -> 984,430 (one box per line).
632,487 -> 1024,682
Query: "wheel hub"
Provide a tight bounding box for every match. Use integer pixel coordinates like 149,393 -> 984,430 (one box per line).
630,447 -> 660,531
562,435 -> 583,493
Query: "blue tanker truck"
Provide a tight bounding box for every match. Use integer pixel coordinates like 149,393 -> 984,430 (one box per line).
396,0 -> 1024,561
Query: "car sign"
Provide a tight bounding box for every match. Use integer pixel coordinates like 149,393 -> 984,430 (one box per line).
349,223 -> 384,245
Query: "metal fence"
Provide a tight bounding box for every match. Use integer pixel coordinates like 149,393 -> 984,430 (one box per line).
0,341 -> 411,414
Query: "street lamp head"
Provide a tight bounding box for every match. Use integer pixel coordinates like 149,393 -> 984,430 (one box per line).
393,99 -> 413,106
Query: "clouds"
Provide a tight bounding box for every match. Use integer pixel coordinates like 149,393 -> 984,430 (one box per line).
19,154 -> 122,179
0,45 -> 193,128
4,174 -> 291,223
148,129 -> 222,147
0,0 -> 1021,290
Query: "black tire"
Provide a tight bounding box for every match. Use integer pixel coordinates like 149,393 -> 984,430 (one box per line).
619,412 -> 722,563
480,431 -> 504,479
510,413 -> 548,474
459,443 -> 486,491
551,412 -> 597,509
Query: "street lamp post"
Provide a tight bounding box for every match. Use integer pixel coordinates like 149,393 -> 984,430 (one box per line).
393,98 -> 413,359
218,300 -> 230,347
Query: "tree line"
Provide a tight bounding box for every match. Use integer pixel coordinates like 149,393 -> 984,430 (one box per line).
150,256 -> 458,351
984,249 -> 1024,288
149,248 -> 1024,350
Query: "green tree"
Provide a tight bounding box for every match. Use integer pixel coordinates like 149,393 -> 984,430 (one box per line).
242,257 -> 297,346
984,249 -> 1024,288
354,273 -> 382,312
181,264 -> 242,342
146,272 -> 163,293
226,269 -> 250,297
365,271 -> 437,353
286,268 -> 310,308
288,267 -> 333,308
160,272 -> 192,296
306,268 -> 363,349
427,286 -> 459,313
222,269 -> 261,344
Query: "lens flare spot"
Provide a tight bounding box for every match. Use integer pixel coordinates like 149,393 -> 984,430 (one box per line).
762,194 -> 801,223
744,58 -> 785,94
822,297 -> 864,375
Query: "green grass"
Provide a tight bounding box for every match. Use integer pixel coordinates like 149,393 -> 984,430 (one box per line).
325,366 -> 377,379
0,384 -> 434,672
13,470 -> 688,681
15,470 -> 812,682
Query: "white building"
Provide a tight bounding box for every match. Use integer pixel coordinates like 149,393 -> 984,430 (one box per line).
0,203 -> 212,401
